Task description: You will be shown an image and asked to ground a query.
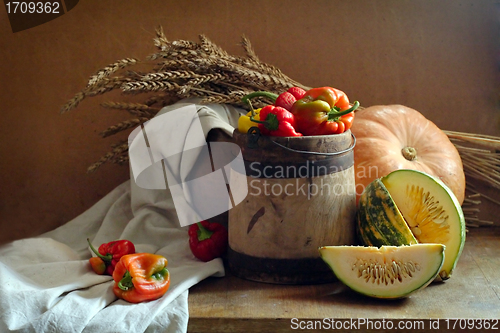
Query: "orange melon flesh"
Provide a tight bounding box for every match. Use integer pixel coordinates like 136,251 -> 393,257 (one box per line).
381,169 -> 466,280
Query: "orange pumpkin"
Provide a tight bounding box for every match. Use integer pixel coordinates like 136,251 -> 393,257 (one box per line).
351,105 -> 465,205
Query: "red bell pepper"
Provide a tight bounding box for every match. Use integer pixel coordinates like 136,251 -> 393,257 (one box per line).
290,87 -> 359,136
113,253 -> 170,303
188,221 -> 228,262
87,238 -> 136,275
239,88 -> 304,137
253,105 -> 302,137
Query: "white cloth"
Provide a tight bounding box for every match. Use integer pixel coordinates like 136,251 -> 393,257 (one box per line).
0,99 -> 244,333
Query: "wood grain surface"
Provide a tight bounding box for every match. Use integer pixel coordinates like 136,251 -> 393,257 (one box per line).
187,227 -> 500,332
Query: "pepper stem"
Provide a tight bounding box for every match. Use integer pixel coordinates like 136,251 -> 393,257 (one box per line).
151,267 -> 169,281
327,101 -> 360,121
118,271 -> 134,291
249,113 -> 279,131
87,238 -> 112,262
242,91 -> 279,108
197,222 -> 214,241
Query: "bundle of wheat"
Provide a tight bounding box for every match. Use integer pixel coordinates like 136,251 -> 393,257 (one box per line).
61,27 -> 311,172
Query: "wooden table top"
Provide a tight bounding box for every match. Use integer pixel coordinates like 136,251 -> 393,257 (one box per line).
187,227 -> 500,333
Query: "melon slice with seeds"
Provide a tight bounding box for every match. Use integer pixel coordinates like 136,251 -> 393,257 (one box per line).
381,169 -> 466,280
319,244 -> 445,299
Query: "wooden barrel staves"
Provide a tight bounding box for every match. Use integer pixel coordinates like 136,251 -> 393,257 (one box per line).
227,128 -> 357,284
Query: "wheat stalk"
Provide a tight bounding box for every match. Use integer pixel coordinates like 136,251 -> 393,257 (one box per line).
100,101 -> 158,117
86,141 -> 129,174
87,58 -> 139,88
99,117 -> 149,138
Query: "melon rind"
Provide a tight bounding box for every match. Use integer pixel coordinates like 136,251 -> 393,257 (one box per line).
357,179 -> 418,246
381,169 -> 466,280
319,244 -> 445,299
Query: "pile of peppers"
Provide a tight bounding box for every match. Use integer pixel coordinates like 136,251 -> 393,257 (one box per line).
87,223 -> 228,304
87,238 -> 171,303
239,86 -> 359,137
87,238 -> 136,275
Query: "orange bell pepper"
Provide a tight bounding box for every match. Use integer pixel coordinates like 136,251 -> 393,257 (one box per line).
290,87 -> 359,136
112,253 -> 170,303
88,256 -> 106,275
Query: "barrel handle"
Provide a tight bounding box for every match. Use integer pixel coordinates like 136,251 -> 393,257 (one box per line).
246,127 -> 356,156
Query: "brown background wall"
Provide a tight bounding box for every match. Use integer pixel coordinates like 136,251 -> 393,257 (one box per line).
0,0 -> 498,245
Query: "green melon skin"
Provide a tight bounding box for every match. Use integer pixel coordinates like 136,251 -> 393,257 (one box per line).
356,179 -> 418,247
319,244 -> 445,299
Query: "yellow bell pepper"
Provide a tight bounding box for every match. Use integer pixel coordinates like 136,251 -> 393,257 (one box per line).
237,108 -> 261,133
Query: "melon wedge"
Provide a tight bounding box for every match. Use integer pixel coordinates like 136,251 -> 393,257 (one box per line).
357,179 -> 418,247
356,169 -> 466,280
381,169 -> 466,280
319,244 -> 445,299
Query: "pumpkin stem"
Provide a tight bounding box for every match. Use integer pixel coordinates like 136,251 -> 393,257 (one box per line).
402,147 -> 417,161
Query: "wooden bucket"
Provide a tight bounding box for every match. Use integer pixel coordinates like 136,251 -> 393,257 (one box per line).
227,128 -> 357,284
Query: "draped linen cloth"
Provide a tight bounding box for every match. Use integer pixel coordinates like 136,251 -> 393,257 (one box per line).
0,99 -> 243,333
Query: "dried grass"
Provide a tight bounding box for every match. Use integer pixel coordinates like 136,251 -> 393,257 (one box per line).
443,130 -> 500,227
444,131 -> 500,192
462,188 -> 495,228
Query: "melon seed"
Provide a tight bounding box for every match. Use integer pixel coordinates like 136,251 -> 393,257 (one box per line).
412,226 -> 422,236
405,184 -> 449,227
352,258 -> 420,285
